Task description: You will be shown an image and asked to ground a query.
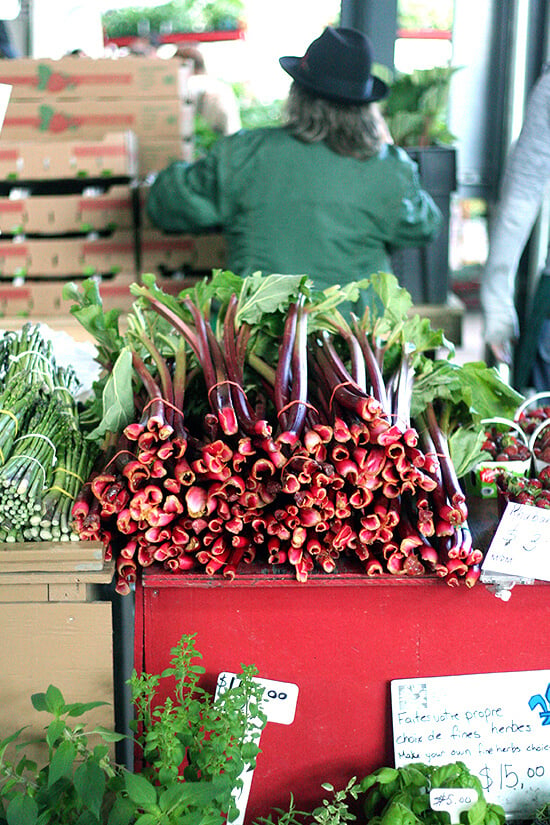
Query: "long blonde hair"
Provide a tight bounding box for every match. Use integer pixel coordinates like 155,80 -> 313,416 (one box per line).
284,81 -> 386,160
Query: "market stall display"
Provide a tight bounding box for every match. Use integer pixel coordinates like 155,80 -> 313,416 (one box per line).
0,38 -> 546,825
59,269 -> 523,594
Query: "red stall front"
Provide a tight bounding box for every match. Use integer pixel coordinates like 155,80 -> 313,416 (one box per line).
134,561 -> 550,824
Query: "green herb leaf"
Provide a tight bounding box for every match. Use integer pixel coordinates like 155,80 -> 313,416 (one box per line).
106,794 -> 136,825
90,726 -> 127,742
134,814 -> 158,825
45,718 -> 64,748
66,700 -> 109,717
125,771 -> 158,809
74,761 -> 106,818
43,685 -> 65,715
30,692 -> 48,712
48,740 -> 77,787
6,794 -> 38,825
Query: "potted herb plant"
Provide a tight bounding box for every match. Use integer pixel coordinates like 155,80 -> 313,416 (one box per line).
0,633 -> 266,825
380,65 -> 459,306
253,761 -> 506,825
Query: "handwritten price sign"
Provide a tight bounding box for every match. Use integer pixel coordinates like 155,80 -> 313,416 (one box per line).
478,763 -> 547,794
392,670 -> 550,819
430,788 -> 478,823
481,501 -> 550,582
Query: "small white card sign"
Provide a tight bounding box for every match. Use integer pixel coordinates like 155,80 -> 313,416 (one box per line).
430,788 -> 478,823
481,501 -> 550,582
215,672 -> 299,825
391,670 -> 550,819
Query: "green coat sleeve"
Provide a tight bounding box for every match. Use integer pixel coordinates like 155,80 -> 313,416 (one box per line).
146,149 -> 225,233
387,151 -> 443,248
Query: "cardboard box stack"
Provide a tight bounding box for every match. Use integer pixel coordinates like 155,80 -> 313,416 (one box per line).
0,131 -> 139,316
0,56 -> 195,174
0,55 -> 228,316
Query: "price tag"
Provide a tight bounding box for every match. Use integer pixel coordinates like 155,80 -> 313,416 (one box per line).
430,788 -> 478,823
481,501 -> 550,582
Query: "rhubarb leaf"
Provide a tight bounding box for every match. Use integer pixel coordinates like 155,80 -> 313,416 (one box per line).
453,361 -> 524,419
448,426 -> 486,478
207,268 -> 247,305
63,279 -> 125,368
411,360 -> 523,423
235,272 -> 309,326
86,346 -> 134,441
133,271 -> 195,321
307,279 -> 372,328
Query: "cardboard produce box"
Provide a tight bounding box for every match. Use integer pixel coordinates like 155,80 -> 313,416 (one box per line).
0,131 -> 137,181
140,228 -> 227,274
138,137 -> 194,178
0,272 -> 137,316
0,231 -> 137,277
2,99 -> 192,143
0,56 -> 191,100
0,272 -> 195,317
0,185 -> 135,235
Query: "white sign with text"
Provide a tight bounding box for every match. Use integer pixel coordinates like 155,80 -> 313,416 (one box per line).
429,788 -> 478,823
481,501 -> 550,582
391,670 -> 550,819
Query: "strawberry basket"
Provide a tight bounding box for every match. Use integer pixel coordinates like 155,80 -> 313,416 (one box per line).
463,417 -> 531,498
513,392 -> 550,475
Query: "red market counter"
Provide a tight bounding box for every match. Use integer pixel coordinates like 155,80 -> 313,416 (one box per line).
134,561 -> 550,824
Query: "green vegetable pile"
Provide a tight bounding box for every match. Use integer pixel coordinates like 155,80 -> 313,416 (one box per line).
62,271 -> 522,591
0,324 -> 98,543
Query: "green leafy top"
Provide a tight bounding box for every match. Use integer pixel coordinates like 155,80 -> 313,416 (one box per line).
251,762 -> 506,825
381,65 -> 459,147
65,271 -> 524,476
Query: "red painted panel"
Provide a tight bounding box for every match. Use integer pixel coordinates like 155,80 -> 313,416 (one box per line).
136,572 -> 550,823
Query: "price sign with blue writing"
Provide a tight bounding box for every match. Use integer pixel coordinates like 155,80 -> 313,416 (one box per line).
391,670 -> 550,819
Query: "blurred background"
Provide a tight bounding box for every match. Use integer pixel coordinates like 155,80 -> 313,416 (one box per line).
2,0 -> 549,361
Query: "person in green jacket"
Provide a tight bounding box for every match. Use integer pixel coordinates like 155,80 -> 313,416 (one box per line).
146,26 -> 442,298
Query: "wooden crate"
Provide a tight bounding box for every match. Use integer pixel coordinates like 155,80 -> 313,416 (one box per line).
0,540 -> 115,766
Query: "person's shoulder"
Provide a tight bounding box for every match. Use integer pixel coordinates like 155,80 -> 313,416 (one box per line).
220,126 -> 287,150
529,66 -> 550,98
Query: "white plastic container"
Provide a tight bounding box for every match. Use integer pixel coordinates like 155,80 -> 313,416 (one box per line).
464,417 -> 531,498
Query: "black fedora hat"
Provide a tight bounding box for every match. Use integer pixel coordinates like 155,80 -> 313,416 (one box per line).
279,26 -> 388,105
